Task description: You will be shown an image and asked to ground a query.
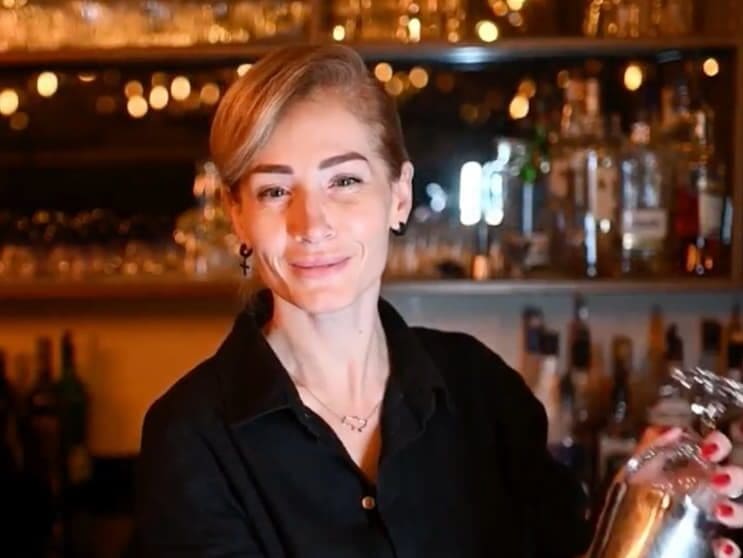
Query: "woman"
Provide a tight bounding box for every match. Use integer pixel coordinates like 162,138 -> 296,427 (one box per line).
135,44 -> 743,557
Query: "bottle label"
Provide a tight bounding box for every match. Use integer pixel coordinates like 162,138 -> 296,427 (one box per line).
595,166 -> 618,221
622,209 -> 667,246
550,158 -> 569,198
699,192 -> 723,238
525,232 -> 549,268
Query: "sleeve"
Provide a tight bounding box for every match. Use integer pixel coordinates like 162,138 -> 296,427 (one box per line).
474,337 -> 593,558
134,399 -> 266,558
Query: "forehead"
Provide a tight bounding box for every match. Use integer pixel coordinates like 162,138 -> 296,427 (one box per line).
254,97 -> 379,164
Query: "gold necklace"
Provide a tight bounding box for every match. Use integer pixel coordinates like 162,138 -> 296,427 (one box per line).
297,383 -> 383,433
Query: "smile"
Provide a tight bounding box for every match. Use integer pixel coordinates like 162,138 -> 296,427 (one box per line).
289,257 -> 351,278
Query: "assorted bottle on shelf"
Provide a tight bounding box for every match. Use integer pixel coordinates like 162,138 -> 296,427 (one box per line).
430,70 -> 733,281
523,296 -> 743,512
0,333 -> 92,557
0,0 -> 737,53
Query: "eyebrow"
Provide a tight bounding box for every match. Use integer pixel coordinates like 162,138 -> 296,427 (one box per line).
246,151 -> 370,177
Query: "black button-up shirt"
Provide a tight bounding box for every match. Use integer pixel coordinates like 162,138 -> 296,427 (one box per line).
135,291 -> 591,558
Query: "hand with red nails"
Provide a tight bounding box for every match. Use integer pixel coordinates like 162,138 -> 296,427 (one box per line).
633,426 -> 743,558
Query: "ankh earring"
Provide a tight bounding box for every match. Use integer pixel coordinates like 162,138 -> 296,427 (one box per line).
239,243 -> 253,276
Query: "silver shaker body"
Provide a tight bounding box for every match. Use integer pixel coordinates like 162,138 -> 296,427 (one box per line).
587,479 -> 715,558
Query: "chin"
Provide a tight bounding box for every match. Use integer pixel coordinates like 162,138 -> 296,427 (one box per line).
286,282 -> 361,315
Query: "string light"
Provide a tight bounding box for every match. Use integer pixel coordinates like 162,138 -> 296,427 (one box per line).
385,75 -> 404,97
332,25 -> 346,41
0,89 -> 19,116
149,86 -> 169,110
124,80 -> 144,98
409,67 -> 429,89
127,95 -> 148,118
509,94 -> 529,119
518,78 -> 537,98
9,112 -> 29,131
703,57 -> 720,77
374,63 -> 393,83
77,73 -> 96,83
408,17 -> 421,42
170,76 -> 191,101
624,64 -> 644,91
236,64 -> 252,77
36,72 -> 58,97
476,20 -> 499,42
200,83 -> 221,105
491,0 -> 508,17
151,72 -> 168,86
506,0 -> 526,9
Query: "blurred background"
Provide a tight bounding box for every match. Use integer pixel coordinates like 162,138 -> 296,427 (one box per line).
1,0 -> 742,556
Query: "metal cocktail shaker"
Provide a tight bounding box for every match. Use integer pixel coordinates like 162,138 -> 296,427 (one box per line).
587,367 -> 743,558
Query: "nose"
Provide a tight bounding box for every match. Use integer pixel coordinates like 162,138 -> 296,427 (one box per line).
287,189 -> 335,244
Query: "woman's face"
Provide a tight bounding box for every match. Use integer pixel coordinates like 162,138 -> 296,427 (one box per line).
229,95 -> 413,314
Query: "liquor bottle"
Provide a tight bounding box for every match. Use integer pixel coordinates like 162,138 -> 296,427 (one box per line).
699,319 -> 723,374
634,305 -> 665,417
583,79 -> 620,278
24,337 -> 62,557
597,336 -> 638,500
646,323 -> 692,429
57,331 -> 92,557
556,296 -> 597,497
674,84 -> 729,276
532,330 -> 562,448
521,307 -> 544,389
0,349 -> 20,476
549,78 -> 586,276
619,112 -> 670,276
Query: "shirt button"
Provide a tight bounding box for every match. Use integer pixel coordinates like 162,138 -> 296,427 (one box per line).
361,496 -> 376,510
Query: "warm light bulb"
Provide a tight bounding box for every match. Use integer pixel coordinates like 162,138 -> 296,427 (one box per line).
385,75 -> 404,97
374,63 -> 393,83
149,86 -> 169,110
506,0 -> 526,9
124,80 -> 144,98
236,64 -> 252,77
170,76 -> 191,101
0,89 -> 19,116
476,20 -> 499,42
409,67 -> 429,89
624,64 -> 644,91
36,72 -> 58,97
408,17 -> 421,42
332,25 -> 346,41
200,83 -> 221,105
127,95 -> 148,118
509,94 -> 529,119
703,57 -> 720,77
77,73 -> 96,83
518,78 -> 537,98
9,112 -> 29,131
492,0 -> 508,17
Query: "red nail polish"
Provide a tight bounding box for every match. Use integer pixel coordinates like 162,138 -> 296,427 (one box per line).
702,442 -> 719,458
712,473 -> 732,486
717,503 -> 734,518
723,542 -> 735,555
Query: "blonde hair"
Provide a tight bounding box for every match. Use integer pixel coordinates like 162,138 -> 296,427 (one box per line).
209,44 -> 409,196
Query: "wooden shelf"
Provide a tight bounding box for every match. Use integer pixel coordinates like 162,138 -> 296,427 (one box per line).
1,36 -> 738,68
1,276 -> 741,302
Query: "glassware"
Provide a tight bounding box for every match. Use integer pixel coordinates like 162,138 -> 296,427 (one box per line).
588,366 -> 743,558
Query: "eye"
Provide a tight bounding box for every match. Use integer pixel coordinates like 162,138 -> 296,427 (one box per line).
257,186 -> 289,200
331,175 -> 362,188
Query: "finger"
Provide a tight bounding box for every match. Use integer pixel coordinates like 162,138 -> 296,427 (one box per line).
702,431 -> 733,463
635,426 -> 684,454
714,499 -> 743,528
710,466 -> 743,498
713,538 -> 740,558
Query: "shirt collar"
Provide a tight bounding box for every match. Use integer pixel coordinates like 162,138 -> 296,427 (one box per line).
215,289 -> 451,427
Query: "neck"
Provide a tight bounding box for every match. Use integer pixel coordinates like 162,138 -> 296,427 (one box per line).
264,284 -> 390,406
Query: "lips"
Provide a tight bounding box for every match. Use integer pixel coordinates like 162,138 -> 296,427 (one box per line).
290,256 -> 350,269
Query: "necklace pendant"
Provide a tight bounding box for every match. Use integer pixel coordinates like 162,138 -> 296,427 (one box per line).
341,415 -> 368,432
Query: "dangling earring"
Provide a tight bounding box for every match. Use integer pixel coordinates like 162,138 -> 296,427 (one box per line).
391,221 -> 407,236
239,243 -> 253,276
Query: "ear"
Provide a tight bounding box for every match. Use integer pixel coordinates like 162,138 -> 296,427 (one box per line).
224,188 -> 250,246
389,161 -> 414,228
